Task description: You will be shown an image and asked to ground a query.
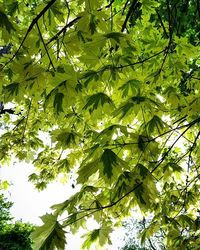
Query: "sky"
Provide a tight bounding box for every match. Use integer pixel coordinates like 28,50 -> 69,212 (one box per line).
1,161 -> 125,249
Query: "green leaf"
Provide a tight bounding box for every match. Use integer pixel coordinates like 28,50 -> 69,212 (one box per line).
163,162 -> 183,173
114,96 -> 146,119
177,215 -> 194,228
119,79 -> 140,98
55,159 -> 70,172
31,214 -> 66,250
51,200 -> 69,215
104,32 -> 124,44
111,171 -> 134,202
82,229 -> 100,249
0,11 -> 15,33
77,159 -> 100,183
51,129 -> 78,148
78,148 -> 125,183
82,70 -> 99,87
114,101 -> 133,119
145,115 -> 165,134
7,1 -> 19,15
95,124 -> 128,143
53,92 -> 64,114
101,149 -> 120,180
134,185 -> 146,205
137,163 -> 149,179
138,135 -> 148,152
89,14 -> 99,35
83,92 -> 114,113
82,224 -> 112,249
3,82 -> 19,97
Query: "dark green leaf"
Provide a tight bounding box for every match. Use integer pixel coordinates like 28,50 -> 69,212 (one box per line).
0,11 -> 15,33
3,82 -> 19,96
104,32 -> 124,44
83,92 -> 114,113
53,93 -> 64,114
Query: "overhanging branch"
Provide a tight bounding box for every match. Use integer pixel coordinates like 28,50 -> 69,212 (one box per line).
2,0 -> 57,69
36,22 -> 55,71
46,16 -> 81,46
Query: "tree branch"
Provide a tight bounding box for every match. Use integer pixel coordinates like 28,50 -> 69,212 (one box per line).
46,16 -> 81,46
2,0 -> 57,69
150,116 -> 200,174
104,117 -> 199,149
0,108 -> 15,115
156,10 -> 169,38
36,22 -> 55,71
121,0 -> 139,32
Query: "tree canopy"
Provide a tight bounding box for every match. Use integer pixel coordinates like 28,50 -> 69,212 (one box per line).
0,0 -> 200,249
0,193 -> 34,250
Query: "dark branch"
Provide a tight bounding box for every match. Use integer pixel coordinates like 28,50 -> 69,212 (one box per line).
122,0 -> 130,15
46,16 -> 81,46
0,109 -> 15,115
103,0 -> 115,10
121,0 -> 139,32
36,22 -> 55,71
117,48 -> 166,69
156,10 -> 169,38
150,116 -> 200,173
2,0 -> 57,69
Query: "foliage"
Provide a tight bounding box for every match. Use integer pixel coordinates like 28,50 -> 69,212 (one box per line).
0,194 -> 34,250
120,217 -> 165,250
0,0 -> 200,249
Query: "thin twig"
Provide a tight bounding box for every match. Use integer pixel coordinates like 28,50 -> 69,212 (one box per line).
173,172 -> 200,218
150,120 -> 199,174
46,16 -> 81,45
12,117 -> 25,131
36,22 -> 55,71
104,116 -> 200,149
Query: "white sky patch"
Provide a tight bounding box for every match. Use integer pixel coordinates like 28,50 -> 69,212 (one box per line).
156,94 -> 165,103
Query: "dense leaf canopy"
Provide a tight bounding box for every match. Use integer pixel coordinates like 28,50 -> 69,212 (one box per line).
0,0 -> 200,249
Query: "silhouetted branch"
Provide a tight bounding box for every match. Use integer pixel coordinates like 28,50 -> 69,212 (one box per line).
36,22 -> 55,71
46,16 -> 81,46
2,0 -> 57,69
156,10 -> 169,38
121,0 -> 140,32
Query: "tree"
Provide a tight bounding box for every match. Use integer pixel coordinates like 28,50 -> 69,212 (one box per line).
0,0 -> 200,249
120,217 -> 165,250
0,193 -> 34,250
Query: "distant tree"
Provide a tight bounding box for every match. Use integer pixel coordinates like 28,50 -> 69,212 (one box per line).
0,194 -> 34,250
120,217 -> 166,250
